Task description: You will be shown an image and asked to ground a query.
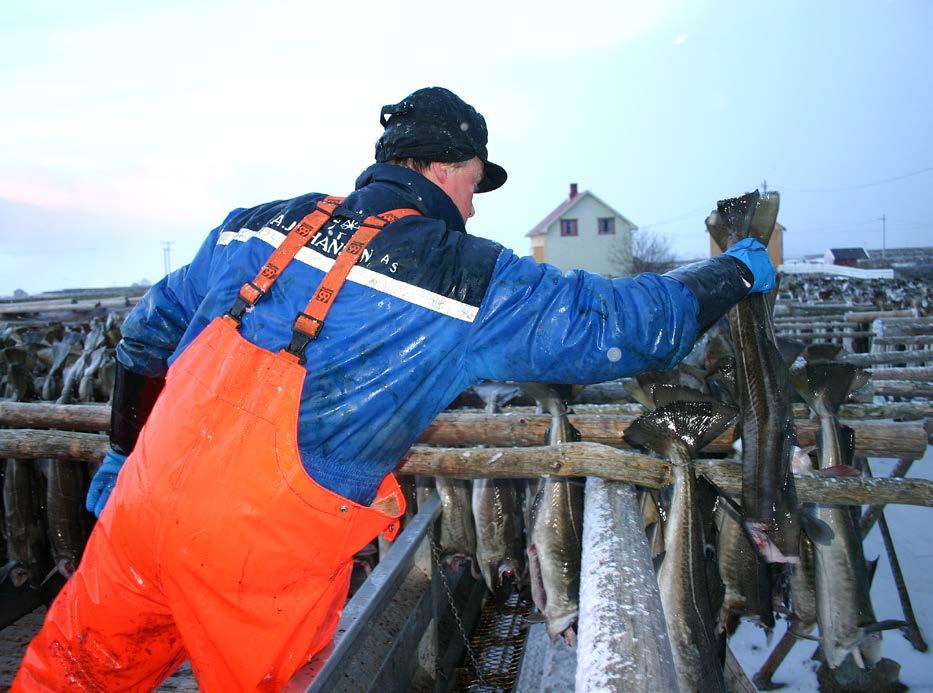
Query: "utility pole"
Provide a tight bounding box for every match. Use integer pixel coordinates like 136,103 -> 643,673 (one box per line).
880,214 -> 886,259
761,179 -> 768,194
163,242 -> 174,276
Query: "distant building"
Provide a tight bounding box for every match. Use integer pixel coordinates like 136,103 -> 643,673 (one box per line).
824,247 -> 869,266
525,183 -> 636,275
709,223 -> 785,268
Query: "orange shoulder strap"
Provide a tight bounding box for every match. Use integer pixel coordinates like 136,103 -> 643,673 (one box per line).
227,196 -> 345,322
284,207 -> 421,361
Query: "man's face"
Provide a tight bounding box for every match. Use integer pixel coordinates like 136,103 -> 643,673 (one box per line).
441,157 -> 484,223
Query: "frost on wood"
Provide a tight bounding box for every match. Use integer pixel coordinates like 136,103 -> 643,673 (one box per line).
576,478 -> 679,692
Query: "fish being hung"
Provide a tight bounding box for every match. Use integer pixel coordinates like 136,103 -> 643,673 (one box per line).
520,382 -> 584,646
38,458 -> 88,581
472,477 -> 525,601
624,400 -> 739,693
470,381 -> 526,597
706,190 -> 801,564
435,477 -> 477,572
790,361 -> 882,669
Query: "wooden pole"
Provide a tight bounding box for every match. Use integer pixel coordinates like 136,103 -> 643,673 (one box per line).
575,479 -> 678,692
845,309 -> 920,323
873,335 -> 933,347
1,405 -> 928,459
842,350 -> 932,367
871,381 -> 933,398
867,367 -> 933,382
2,431 -> 931,507
774,330 -> 873,340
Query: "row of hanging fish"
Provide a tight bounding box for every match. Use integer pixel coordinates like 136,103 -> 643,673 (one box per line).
778,273 -> 930,313
0,313 -> 125,595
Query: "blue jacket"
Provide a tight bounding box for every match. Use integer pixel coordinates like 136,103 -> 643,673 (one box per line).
117,163 -> 748,504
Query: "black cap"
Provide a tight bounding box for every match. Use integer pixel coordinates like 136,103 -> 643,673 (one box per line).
375,87 -> 507,193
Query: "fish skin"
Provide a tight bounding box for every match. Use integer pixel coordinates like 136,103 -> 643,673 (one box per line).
521,383 -> 585,643
624,401 -> 738,692
707,191 -> 801,564
714,503 -> 775,634
3,459 -> 43,588
435,477 -> 476,569
472,478 -> 525,600
792,361 -> 881,669
527,476 -> 584,642
38,458 -> 87,580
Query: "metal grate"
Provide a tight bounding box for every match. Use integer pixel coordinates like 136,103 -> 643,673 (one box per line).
455,591 -> 533,692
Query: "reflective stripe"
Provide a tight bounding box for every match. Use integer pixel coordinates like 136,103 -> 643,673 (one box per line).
218,226 -> 480,322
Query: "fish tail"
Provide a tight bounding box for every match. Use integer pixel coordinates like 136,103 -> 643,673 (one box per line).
623,401 -> 738,461
748,191 -> 780,245
793,362 -> 868,415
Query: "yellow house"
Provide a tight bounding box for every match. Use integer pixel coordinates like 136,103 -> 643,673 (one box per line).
526,183 -> 636,276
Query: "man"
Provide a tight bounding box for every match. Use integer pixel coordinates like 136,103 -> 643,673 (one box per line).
15,87 -> 773,691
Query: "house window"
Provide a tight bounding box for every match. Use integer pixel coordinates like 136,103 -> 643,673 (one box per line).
560,219 -> 578,236
598,217 -> 615,235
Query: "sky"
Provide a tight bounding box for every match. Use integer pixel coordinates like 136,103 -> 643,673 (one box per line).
1,0 -> 931,295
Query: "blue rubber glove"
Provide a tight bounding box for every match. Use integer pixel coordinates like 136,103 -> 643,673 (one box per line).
86,449 -> 127,517
723,237 -> 776,293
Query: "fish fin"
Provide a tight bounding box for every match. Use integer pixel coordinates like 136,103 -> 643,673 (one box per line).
623,401 -> 738,461
776,337 -> 806,367
648,383 -> 717,409
800,512 -> 834,545
793,362 -> 868,416
622,379 -> 655,408
523,612 -> 547,625
863,619 -> 909,634
749,191 -> 780,245
803,343 -> 844,362
708,190 -> 760,251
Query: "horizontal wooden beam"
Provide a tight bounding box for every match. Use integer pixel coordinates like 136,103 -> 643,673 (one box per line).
844,309 -> 920,323
1,405 -> 928,458
398,445 -> 933,507
774,331 -> 872,340
0,296 -> 140,316
843,350 -> 932,367
867,367 -> 933,382
1,430 -> 929,507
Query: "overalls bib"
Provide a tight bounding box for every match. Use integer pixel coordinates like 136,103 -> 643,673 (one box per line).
15,198 -> 419,691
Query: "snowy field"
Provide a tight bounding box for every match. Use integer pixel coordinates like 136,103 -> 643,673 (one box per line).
733,442 -> 933,691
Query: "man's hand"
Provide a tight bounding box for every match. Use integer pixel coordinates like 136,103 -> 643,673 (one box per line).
723,238 -> 776,293
86,449 -> 127,517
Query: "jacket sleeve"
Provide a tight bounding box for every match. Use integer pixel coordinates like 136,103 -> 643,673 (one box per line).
116,210 -> 242,377
465,250 -> 749,384
109,210 -> 242,455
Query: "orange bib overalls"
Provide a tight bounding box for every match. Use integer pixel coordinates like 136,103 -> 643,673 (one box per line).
15,198 -> 419,691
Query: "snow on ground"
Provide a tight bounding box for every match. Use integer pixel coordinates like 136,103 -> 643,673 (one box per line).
732,442 -> 933,691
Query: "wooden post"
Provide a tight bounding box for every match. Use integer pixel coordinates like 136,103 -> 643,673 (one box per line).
575,479 -> 678,692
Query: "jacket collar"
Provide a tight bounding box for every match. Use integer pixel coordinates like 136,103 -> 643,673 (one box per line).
352,163 -> 466,232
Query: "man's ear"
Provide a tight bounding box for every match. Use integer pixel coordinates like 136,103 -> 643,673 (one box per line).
429,161 -> 448,185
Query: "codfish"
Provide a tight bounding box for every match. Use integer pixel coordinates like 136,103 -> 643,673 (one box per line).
624,400 -> 738,692
435,477 -> 476,571
706,191 -> 801,563
521,383 -> 584,644
791,362 -> 881,669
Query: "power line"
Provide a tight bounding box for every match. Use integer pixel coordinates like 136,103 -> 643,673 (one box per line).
773,165 -> 933,193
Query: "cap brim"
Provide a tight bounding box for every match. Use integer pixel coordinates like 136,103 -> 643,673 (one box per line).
477,160 -> 507,193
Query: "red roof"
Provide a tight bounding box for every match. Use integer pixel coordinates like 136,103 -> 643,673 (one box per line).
526,191 -> 585,237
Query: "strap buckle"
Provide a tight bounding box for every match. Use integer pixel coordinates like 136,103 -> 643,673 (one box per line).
226,281 -> 264,323
285,313 -> 324,361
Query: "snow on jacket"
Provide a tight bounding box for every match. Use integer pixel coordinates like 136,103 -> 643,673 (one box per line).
118,163 -> 744,505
